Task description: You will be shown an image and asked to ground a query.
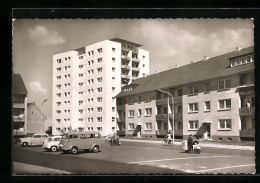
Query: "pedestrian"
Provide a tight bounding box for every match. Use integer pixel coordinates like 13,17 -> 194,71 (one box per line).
188,134 -> 193,152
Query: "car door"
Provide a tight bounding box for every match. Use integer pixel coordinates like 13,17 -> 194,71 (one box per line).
31,135 -> 41,145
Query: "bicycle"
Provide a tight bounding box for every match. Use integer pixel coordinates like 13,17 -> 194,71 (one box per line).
162,139 -> 173,146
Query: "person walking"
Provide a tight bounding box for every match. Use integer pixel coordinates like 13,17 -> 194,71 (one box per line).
188,134 -> 193,153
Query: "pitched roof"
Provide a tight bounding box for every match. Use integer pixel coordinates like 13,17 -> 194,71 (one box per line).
13,74 -> 28,94
116,46 -> 254,98
27,102 -> 47,120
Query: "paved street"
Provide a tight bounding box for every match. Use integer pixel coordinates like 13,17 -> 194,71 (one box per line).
13,140 -> 255,174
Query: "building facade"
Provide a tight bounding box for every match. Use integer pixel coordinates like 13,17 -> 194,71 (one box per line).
52,38 -> 149,136
116,46 -> 255,142
13,74 -> 28,137
27,102 -> 47,135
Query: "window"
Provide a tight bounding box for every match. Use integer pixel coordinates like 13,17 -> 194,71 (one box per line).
56,59 -> 61,64
97,117 -> 102,122
145,108 -> 152,116
112,87 -> 116,92
79,100 -> 84,105
97,107 -> 102,112
56,102 -> 61,106
79,65 -> 84,69
56,93 -> 61,97
218,79 -> 231,90
204,101 -> 210,112
112,117 -> 115,122
56,85 -> 61,89
56,76 -> 61,80
97,127 -> 102,132
188,121 -> 198,130
112,107 -> 115,112
97,58 -> 102,63
145,94 -> 150,102
112,48 -> 115,53
56,110 -> 61,114
78,109 -> 84,114
112,67 -> 115,72
138,96 -> 142,103
188,85 -> 198,95
188,103 -> 198,113
56,119 -> 61,123
145,123 -> 152,130
129,123 -> 135,130
97,48 -> 102,53
218,119 -> 231,130
97,77 -> 102,82
129,110 -> 134,117
79,74 -> 83,78
97,67 -> 102,73
112,77 -> 115,82
177,89 -> 182,96
56,67 -> 61,72
138,109 -> 142,117
79,82 -> 84,87
218,99 -> 231,110
112,57 -> 115,63
205,83 -> 210,92
78,118 -> 84,122
97,87 -> 102,93
97,97 -> 102,102
78,91 -> 83,95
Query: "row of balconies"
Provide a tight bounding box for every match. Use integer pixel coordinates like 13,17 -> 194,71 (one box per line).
121,55 -> 140,62
13,115 -> 25,122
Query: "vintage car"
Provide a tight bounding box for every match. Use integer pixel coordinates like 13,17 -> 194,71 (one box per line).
42,136 -> 62,152
20,133 -> 49,147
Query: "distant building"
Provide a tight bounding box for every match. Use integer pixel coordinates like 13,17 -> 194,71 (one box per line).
27,102 -> 47,135
13,74 -> 28,136
116,46 -> 255,142
52,38 -> 149,135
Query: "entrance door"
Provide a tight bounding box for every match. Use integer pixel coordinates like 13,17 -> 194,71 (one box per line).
206,124 -> 211,139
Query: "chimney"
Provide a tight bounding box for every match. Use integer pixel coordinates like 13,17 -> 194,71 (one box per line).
204,56 -> 210,61
235,46 -> 241,52
155,70 -> 159,74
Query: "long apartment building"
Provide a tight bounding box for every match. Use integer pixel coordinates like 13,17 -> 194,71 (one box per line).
13,74 -> 28,137
116,46 -> 255,142
52,38 -> 149,136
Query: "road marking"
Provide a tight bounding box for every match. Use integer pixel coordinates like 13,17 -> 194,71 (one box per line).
190,164 -> 255,173
128,156 -> 232,164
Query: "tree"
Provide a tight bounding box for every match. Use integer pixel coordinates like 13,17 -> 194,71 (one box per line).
45,126 -> 52,135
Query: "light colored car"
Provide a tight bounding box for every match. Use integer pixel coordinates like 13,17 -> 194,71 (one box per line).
42,136 -> 62,152
20,133 -> 49,147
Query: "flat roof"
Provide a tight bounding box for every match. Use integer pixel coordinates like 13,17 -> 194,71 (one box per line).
110,38 -> 143,47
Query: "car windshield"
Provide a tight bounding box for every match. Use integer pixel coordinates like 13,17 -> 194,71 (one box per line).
48,138 -> 53,142
62,134 -> 69,139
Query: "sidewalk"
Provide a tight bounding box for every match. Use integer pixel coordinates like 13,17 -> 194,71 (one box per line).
119,139 -> 255,151
13,162 -> 71,175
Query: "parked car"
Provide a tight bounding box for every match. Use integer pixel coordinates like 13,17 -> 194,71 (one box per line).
42,136 -> 62,152
20,133 -> 49,147
58,131 -> 102,154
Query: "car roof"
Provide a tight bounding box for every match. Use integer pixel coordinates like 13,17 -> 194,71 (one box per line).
64,131 -> 101,135
50,136 -> 62,138
33,133 -> 49,135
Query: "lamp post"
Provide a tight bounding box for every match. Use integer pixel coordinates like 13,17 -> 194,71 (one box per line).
41,99 -> 47,135
157,89 -> 174,142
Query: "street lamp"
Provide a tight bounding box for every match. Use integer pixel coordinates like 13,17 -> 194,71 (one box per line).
157,89 -> 174,142
41,99 -> 47,135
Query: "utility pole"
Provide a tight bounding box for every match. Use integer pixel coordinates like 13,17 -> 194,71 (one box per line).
41,99 -> 47,136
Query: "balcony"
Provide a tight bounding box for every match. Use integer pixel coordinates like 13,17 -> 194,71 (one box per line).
117,105 -> 125,110
156,114 -> 168,120
237,83 -> 254,93
240,129 -> 255,138
121,65 -> 131,70
156,98 -> 168,105
117,130 -> 126,136
13,103 -> 25,108
13,115 -> 25,122
174,113 -> 182,119
121,74 -> 131,79
132,67 -> 140,72
121,55 -> 130,60
132,57 -> 140,63
13,129 -> 26,136
239,107 -> 255,116
117,117 -> 125,122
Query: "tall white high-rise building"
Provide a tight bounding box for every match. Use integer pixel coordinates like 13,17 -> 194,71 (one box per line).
52,38 -> 149,135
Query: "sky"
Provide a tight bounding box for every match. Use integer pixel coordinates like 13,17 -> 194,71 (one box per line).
12,19 -> 254,128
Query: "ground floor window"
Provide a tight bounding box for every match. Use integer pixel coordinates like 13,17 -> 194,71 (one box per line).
218,119 -> 231,130
145,123 -> 152,130
97,127 -> 102,132
188,121 -> 198,130
129,123 -> 135,130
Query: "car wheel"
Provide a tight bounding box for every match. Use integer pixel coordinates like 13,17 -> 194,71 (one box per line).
51,146 -> 58,152
22,142 -> 28,147
93,145 -> 99,153
71,147 -> 78,154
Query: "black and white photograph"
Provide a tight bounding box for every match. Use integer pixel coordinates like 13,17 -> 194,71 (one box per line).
12,18 -> 255,175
